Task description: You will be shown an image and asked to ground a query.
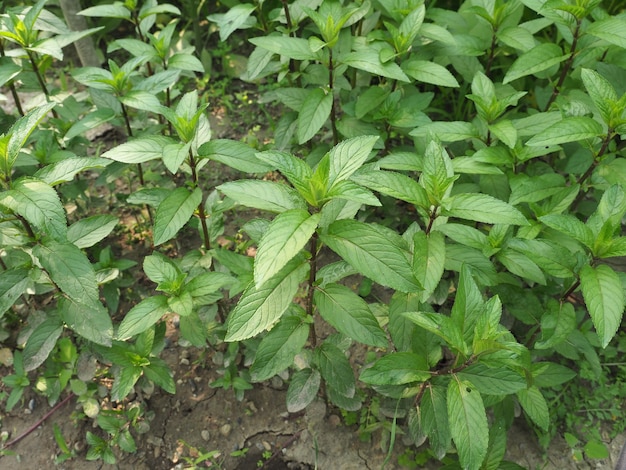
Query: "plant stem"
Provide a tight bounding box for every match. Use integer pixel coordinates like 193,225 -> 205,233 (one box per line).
484,29 -> 497,77
328,48 -> 338,146
120,102 -> 146,188
561,279 -> 581,302
4,393 -> 74,448
571,131 -> 613,211
17,214 -> 36,240
189,150 -> 211,251
281,0 -> 294,36
26,50 -> 58,119
425,206 -> 438,235
0,41 -> 25,116
546,18 -> 581,109
306,232 -> 319,347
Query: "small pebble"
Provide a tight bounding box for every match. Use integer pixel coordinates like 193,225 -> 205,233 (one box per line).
328,414 -> 341,426
271,376 -> 284,389
154,446 -> 161,458
179,358 -> 190,366
219,424 -> 232,437
201,430 -> 210,441
0,431 -> 9,442
248,401 -> 258,413
262,440 -> 271,451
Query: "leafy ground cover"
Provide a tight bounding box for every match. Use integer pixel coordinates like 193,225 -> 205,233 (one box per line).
1,0 -> 626,468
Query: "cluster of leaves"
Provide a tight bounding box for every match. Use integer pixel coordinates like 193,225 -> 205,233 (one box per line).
1,0 -> 626,468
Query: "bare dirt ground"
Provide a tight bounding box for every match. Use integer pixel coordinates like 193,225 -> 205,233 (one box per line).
2,339 -> 625,470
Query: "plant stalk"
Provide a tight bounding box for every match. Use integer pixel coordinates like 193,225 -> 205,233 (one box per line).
26,50 -> 58,119
0,41 -> 25,116
120,102 -> 147,189
546,18 -> 581,109
189,151 -> 211,251
328,48 -> 339,146
4,393 -> 74,448
306,232 -> 319,347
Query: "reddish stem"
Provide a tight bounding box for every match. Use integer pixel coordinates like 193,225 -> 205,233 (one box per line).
4,393 -> 74,448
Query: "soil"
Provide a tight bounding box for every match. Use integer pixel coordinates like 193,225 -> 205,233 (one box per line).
1,337 -> 625,470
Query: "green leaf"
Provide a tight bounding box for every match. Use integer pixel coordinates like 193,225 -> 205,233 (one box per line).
419,385 -> 451,459
581,68 -> 618,125
526,117 -> 604,146
457,364 -> 526,395
445,244 -> 498,286
314,342 -> 355,397
532,362 -> 576,387
297,88 -> 333,145
403,60 -> 459,87
153,187 -> 202,246
0,177 -> 67,241
57,295 -> 113,346
287,368 -> 321,413
3,103 -> 55,177
79,4 -> 131,19
143,357 -> 175,394
410,121 -> 478,142
328,136 -> 379,189
450,264 -> 484,342
342,49 -> 410,82
198,139 -> 273,173
23,315 -> 63,371
255,209 -> 319,287
111,365 -> 142,401
507,239 -> 574,278
580,264 -> 625,348
34,240 -> 100,307
67,215 -> 118,249
539,214 -> 594,249
225,258 -> 308,341
326,180 -> 381,206
489,120 -> 517,149
101,136 -> 174,164
497,249 -> 546,285
250,316 -> 309,382
0,267 -> 30,318
168,291 -> 193,316
355,86 -> 390,119
34,157 -> 110,186
360,352 -> 430,385
255,150 -> 313,198
508,173 -> 565,205
413,231 -> 446,302
117,295 -> 170,340
516,386 -> 549,431
314,283 -> 387,347
497,26 -> 535,51
218,180 -> 307,213
143,252 -> 182,285
503,43 -> 567,84
351,169 -> 429,210
208,4 -> 256,41
443,193 -> 528,225
535,301 -> 576,350
321,220 -> 421,293
586,17 -> 626,49
447,378 -> 488,470
249,36 -> 317,60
